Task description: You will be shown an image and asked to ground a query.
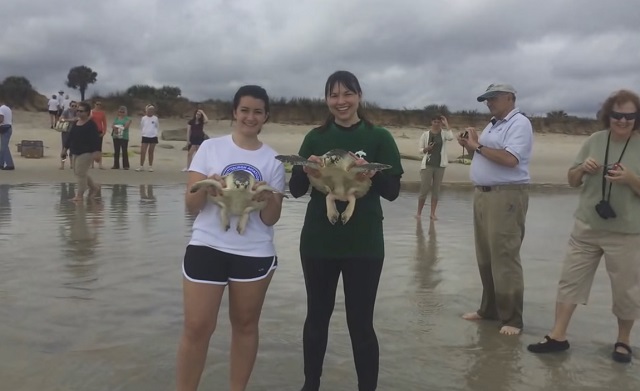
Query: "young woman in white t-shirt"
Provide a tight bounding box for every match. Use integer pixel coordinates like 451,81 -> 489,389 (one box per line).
176,85 -> 286,391
136,105 -> 159,172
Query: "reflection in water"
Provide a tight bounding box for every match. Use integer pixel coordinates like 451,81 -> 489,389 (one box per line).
0,184 -> 10,228
0,185 -> 639,391
464,324 -> 520,391
57,196 -> 104,299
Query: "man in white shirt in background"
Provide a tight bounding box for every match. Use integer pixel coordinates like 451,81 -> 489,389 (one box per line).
457,83 -> 534,336
0,99 -> 15,170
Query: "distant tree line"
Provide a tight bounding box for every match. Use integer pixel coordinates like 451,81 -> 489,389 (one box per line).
0,64 -> 598,124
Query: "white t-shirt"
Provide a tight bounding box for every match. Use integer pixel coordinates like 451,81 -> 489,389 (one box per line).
0,105 -> 12,125
48,99 -> 60,111
63,98 -> 72,110
188,134 -> 286,257
140,115 -> 159,137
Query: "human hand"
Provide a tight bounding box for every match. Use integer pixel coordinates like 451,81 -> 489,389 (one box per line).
440,116 -> 450,128
349,152 -> 376,181
205,174 -> 226,196
303,155 -> 323,178
251,181 -> 275,202
605,163 -> 636,185
580,157 -> 600,175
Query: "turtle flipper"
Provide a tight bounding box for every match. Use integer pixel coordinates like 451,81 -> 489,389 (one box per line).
190,179 -> 224,193
350,163 -> 392,174
275,155 -> 321,170
254,184 -> 289,198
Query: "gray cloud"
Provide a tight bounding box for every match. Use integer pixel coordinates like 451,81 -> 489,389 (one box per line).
1,0 -> 639,118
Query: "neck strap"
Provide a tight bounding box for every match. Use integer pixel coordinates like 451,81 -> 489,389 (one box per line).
601,132 -> 631,201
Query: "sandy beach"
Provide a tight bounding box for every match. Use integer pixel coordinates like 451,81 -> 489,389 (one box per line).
1,110 -> 589,190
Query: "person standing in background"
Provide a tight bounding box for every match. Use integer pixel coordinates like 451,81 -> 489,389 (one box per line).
183,109 -> 209,172
111,106 -> 132,170
416,114 -> 454,220
137,104 -> 159,172
57,90 -> 65,119
0,99 -> 14,170
90,101 -> 107,170
48,94 -> 60,129
58,101 -> 78,170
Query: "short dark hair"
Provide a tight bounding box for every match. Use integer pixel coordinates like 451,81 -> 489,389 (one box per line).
77,102 -> 91,112
598,89 -> 640,130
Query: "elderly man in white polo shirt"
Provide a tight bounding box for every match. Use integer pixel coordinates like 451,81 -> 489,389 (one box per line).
457,83 -> 534,336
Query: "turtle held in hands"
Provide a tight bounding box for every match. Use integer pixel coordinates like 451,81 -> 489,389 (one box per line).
190,170 -> 287,235
275,149 -> 392,225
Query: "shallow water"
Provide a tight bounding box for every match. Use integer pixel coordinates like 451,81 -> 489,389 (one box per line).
0,183 -> 638,391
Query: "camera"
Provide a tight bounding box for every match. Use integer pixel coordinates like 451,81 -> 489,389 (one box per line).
595,200 -> 616,219
461,131 -> 469,139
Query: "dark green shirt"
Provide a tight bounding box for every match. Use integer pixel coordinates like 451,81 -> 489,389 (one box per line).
296,121 -> 404,259
426,132 -> 443,167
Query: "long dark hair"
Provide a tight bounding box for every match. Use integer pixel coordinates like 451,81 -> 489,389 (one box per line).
191,109 -> 204,125
317,70 -> 373,132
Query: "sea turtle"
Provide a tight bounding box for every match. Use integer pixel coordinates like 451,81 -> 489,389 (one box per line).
275,149 -> 392,225
189,170 -> 287,235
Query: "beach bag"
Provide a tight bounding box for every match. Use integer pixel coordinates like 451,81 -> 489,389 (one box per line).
55,120 -> 70,132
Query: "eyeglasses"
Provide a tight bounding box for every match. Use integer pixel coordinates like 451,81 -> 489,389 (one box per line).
610,111 -> 637,121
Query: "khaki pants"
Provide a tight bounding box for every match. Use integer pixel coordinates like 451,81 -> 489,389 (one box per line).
419,166 -> 445,200
473,185 -> 529,328
73,153 -> 96,197
557,219 -> 640,320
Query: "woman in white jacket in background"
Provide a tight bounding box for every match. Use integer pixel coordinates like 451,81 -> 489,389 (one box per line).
416,114 -> 454,220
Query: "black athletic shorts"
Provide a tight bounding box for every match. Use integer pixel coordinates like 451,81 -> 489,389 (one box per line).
182,244 -> 278,285
141,136 -> 158,144
189,136 -> 205,146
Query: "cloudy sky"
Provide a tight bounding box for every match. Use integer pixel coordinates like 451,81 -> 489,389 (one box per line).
2,0 -> 639,117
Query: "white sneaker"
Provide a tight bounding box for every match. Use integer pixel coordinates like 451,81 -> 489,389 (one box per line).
181,168 -> 188,172
147,167 -> 154,172
135,167 -> 143,172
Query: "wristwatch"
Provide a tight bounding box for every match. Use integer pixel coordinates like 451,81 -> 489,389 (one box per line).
475,144 -> 484,154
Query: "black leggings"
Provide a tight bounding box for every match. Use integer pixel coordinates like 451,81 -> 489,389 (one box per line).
301,255 -> 384,391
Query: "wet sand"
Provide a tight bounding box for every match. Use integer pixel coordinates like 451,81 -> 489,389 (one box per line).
0,184 -> 638,391
2,110 -> 590,189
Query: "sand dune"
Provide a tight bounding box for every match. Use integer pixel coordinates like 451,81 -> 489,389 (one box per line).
1,110 -> 589,189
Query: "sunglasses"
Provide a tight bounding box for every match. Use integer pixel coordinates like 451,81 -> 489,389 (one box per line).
610,111 -> 637,121
76,110 -> 87,113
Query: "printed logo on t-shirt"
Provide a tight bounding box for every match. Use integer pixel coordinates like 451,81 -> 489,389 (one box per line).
221,163 -> 263,181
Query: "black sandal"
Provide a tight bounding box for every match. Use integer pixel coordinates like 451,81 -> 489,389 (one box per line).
612,342 -> 633,363
527,335 -> 570,353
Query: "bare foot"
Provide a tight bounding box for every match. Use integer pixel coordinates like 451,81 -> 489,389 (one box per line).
69,197 -> 83,203
499,326 -> 521,336
430,214 -> 438,221
462,312 -> 483,321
